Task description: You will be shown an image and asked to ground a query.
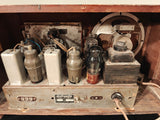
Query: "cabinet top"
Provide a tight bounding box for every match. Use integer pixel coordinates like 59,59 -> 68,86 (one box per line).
0,0 -> 160,5
0,0 -> 160,13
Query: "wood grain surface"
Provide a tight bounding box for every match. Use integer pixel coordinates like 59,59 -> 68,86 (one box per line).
0,5 -> 160,13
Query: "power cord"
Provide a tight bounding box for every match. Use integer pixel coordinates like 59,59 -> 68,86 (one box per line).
141,82 -> 160,89
111,92 -> 129,120
113,98 -> 129,120
138,75 -> 160,89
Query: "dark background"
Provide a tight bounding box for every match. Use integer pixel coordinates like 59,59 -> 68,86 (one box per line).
1,114 -> 159,120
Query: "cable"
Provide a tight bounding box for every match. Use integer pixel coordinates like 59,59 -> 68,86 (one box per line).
53,39 -> 68,52
113,98 -> 129,120
67,46 -> 74,53
142,82 -> 160,89
66,47 -> 75,57
138,74 -> 160,89
48,34 -> 68,52
33,34 -> 46,47
25,39 -> 42,52
13,44 -> 24,51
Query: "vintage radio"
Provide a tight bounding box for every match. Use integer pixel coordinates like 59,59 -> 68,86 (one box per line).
0,13 -> 159,116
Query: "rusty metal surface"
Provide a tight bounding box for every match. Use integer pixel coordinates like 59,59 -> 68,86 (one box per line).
3,80 -> 138,110
0,86 -> 160,115
24,22 -> 82,49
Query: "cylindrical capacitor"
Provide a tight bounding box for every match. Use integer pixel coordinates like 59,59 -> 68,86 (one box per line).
1,49 -> 26,85
44,48 -> 62,85
24,45 -> 43,83
67,47 -> 82,84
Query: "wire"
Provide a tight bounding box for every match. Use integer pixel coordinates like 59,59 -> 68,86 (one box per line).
113,99 -> 129,120
67,47 -> 74,53
137,74 -> 160,89
48,34 -> 68,52
13,44 -> 24,51
28,34 -> 68,52
66,47 -> 75,57
142,82 -> 160,89
25,39 -> 42,52
53,39 -> 68,52
33,34 -> 46,47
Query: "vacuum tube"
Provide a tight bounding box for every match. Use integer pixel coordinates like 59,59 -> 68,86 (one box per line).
67,47 -> 82,84
86,46 -> 103,84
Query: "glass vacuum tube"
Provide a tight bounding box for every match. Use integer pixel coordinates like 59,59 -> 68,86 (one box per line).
86,46 -> 103,84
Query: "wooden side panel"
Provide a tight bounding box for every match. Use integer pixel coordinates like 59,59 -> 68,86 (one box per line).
145,24 -> 160,84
